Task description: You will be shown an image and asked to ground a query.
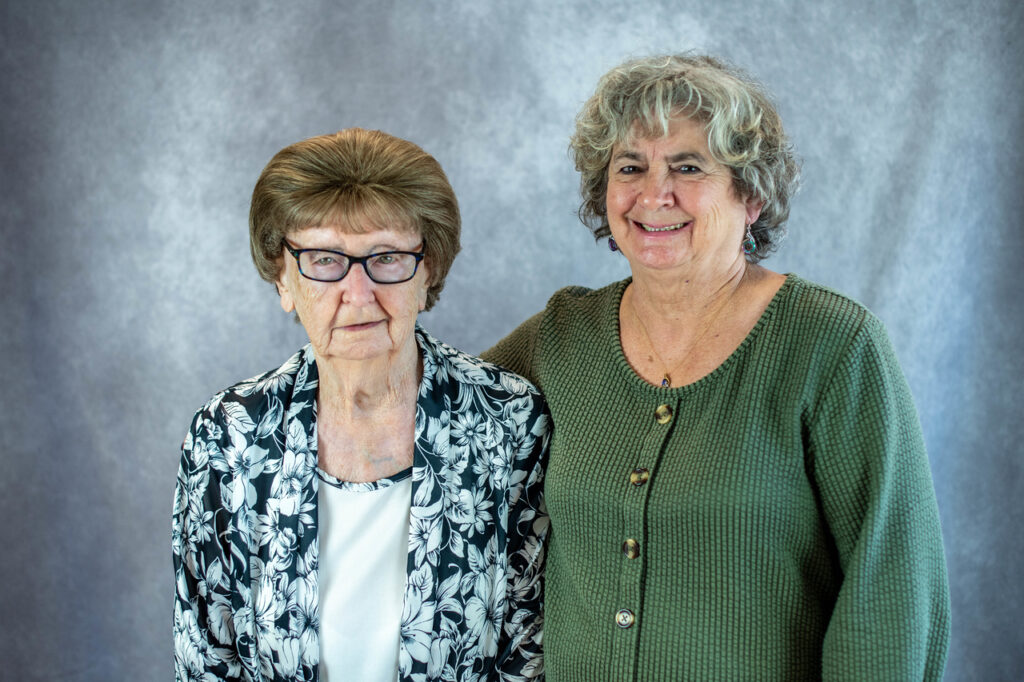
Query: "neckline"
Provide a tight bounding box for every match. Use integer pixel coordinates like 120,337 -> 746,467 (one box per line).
608,273 -> 797,394
316,465 -> 413,491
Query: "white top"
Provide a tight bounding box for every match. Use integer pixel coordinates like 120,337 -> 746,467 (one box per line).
317,468 -> 413,682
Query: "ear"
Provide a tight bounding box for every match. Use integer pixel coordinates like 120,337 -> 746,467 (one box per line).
276,268 -> 295,314
417,261 -> 431,312
745,197 -> 764,226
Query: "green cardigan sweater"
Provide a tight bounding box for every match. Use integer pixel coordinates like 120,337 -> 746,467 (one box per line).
482,274 -> 950,682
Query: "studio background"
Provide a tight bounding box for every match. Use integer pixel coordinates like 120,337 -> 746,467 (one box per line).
1,0 -> 1020,679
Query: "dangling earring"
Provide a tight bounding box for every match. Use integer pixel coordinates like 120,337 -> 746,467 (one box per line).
608,237 -> 619,252
742,224 -> 756,255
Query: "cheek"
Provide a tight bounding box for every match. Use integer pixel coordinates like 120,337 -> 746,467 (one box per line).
606,184 -> 635,218
294,282 -> 336,318
697,190 -> 740,224
411,284 -> 427,314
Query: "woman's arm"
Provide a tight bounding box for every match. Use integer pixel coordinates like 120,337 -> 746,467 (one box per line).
808,315 -> 951,680
172,411 -> 245,681
495,389 -> 551,681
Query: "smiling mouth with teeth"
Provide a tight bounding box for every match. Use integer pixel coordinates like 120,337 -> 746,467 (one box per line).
638,221 -> 688,232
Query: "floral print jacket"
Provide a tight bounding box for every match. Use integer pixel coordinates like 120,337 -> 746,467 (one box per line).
173,328 -> 550,681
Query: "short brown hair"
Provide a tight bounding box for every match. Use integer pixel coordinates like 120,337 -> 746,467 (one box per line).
249,128 -> 461,309
571,54 -> 799,262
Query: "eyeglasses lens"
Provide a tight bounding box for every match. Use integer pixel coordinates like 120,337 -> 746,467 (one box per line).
299,251 -> 418,283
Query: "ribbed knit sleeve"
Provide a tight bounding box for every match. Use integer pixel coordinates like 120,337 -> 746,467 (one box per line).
807,313 -> 950,680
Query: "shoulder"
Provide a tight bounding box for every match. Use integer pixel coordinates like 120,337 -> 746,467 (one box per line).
775,275 -> 887,348
480,279 -> 626,386
419,327 -> 543,403
772,276 -> 906,396
544,280 -> 625,317
523,279 -> 626,346
185,346 -> 313,446
417,329 -> 550,470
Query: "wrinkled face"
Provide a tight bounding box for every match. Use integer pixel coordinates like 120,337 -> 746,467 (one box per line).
276,225 -> 429,364
605,116 -> 762,275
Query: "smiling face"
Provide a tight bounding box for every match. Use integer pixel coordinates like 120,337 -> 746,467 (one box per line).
275,224 -> 429,364
606,116 -> 763,276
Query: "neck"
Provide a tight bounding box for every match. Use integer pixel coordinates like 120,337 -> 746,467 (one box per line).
629,257 -> 753,325
621,258 -> 783,388
315,339 -> 421,416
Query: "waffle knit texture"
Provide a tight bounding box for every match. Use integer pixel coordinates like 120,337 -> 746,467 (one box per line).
482,274 -> 950,682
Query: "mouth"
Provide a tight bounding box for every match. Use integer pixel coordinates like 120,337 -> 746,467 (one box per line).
633,220 -> 691,233
339,320 -> 384,332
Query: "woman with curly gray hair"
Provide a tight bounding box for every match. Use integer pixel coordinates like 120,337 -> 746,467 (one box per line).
485,54 -> 950,680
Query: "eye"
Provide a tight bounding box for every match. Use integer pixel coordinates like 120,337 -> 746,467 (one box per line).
673,164 -> 700,174
372,254 -> 397,265
616,164 -> 642,175
312,255 -> 338,266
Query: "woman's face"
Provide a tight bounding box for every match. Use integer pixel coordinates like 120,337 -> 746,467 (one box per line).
275,224 -> 429,364
605,116 -> 762,275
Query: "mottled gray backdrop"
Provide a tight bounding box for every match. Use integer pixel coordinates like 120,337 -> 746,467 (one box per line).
1,0 -> 1021,679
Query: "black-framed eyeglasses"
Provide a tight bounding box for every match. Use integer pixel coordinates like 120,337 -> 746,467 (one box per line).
283,241 -> 426,283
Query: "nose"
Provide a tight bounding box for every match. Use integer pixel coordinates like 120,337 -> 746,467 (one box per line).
339,262 -> 378,305
639,172 -> 675,209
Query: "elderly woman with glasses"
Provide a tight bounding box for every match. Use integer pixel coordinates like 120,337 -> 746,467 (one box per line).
484,54 -> 950,680
173,129 -> 549,682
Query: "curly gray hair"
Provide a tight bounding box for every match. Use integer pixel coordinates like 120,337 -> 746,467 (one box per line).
570,54 -> 799,262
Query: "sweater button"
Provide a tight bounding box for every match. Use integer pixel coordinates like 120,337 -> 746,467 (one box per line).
654,404 -> 673,424
615,609 -> 635,628
622,538 -> 640,559
629,468 -> 650,486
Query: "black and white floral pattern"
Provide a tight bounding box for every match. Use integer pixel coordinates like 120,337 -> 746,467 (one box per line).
173,327 -> 549,681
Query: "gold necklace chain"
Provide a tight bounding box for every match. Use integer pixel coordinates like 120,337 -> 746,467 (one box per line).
628,287 -> 731,388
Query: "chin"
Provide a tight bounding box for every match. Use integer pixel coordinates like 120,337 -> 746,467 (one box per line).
627,247 -> 694,271
331,343 -> 392,362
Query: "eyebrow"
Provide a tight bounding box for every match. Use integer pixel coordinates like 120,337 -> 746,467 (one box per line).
611,149 -> 710,164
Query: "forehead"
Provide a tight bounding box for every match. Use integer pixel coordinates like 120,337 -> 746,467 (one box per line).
290,192 -> 421,233
617,115 -> 709,153
290,200 -> 420,236
288,223 -> 421,250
